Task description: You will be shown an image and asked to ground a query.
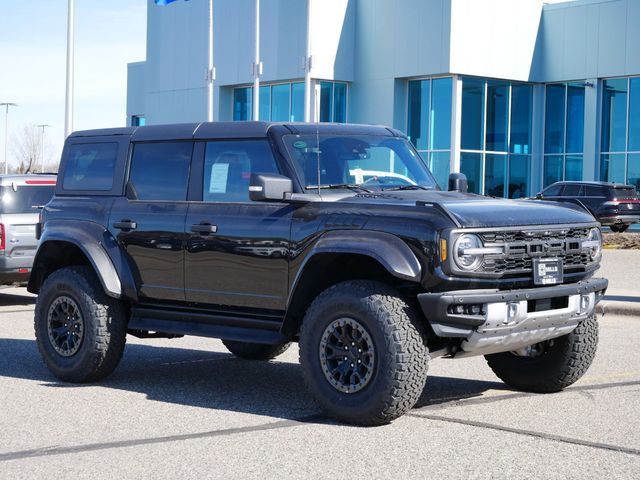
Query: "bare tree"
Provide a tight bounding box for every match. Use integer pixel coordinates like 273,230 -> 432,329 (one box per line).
10,124 -> 54,173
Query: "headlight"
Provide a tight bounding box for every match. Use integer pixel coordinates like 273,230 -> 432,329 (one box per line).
453,234 -> 484,271
585,227 -> 602,261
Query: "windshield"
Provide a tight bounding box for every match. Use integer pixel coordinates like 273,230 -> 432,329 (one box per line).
0,185 -> 55,214
613,187 -> 638,199
283,135 -> 439,191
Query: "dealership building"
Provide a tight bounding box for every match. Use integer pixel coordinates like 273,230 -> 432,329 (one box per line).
127,0 -> 640,197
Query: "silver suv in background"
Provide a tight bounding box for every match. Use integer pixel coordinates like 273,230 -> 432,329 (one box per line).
0,175 -> 56,285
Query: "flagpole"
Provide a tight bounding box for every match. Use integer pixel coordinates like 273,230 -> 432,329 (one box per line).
207,0 -> 214,122
252,0 -> 260,121
64,0 -> 75,137
304,0 -> 312,123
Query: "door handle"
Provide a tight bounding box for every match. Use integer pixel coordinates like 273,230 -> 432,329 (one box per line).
113,220 -> 138,230
190,223 -> 218,234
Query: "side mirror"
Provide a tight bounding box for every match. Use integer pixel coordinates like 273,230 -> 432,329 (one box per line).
448,173 -> 468,193
536,192 -> 543,199
249,173 -> 293,201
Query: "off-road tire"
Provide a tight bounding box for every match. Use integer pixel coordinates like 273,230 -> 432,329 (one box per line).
609,224 -> 629,233
34,266 -> 127,383
485,314 -> 598,393
222,340 -> 291,360
299,280 -> 430,426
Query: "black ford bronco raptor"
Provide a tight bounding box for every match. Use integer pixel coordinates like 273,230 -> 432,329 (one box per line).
29,122 -> 607,425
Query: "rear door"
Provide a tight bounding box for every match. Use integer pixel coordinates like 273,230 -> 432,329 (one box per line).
108,141 -> 193,302
0,180 -> 56,260
184,138 -> 292,310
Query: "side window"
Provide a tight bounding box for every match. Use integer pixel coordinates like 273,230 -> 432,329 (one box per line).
202,140 -> 279,202
543,184 -> 563,196
129,142 -> 193,201
585,186 -> 602,197
62,142 -> 118,191
563,184 -> 582,196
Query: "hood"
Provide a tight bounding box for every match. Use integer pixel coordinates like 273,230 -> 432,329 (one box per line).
339,190 -> 597,228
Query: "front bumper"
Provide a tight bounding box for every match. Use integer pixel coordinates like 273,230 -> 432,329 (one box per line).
418,278 -> 608,357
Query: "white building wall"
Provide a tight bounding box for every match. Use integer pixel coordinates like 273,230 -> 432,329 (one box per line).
126,62 -> 146,125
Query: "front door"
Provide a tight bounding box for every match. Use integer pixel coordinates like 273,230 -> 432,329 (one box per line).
108,141 -> 193,302
184,139 -> 292,310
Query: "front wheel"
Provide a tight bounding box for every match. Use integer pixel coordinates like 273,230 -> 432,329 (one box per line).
609,224 -> 629,233
299,281 -> 430,426
485,315 -> 598,393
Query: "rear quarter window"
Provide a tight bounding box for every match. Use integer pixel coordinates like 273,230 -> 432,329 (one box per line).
62,142 -> 118,191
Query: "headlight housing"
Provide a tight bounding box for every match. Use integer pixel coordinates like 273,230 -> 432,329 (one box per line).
585,227 -> 602,261
453,234 -> 484,271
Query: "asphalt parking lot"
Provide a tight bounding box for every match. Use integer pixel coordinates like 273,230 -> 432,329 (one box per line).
0,284 -> 639,479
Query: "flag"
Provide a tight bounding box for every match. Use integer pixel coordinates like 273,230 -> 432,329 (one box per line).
154,0 -> 188,5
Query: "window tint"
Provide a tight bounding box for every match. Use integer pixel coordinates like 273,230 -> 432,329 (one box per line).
0,185 -> 55,214
203,140 -> 279,202
562,184 -> 582,196
62,142 -> 118,191
543,184 -> 563,196
129,142 -> 192,201
585,186 -> 604,197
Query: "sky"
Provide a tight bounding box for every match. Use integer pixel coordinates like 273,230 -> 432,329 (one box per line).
0,0 -> 147,169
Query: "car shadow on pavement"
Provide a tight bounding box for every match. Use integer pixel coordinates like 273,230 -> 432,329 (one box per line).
0,291 -> 36,307
0,338 -> 509,422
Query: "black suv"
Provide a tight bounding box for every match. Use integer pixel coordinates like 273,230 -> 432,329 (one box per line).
29,122 -> 607,425
536,181 -> 640,232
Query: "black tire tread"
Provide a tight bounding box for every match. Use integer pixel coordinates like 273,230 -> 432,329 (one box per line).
222,340 -> 291,360
485,314 -> 598,393
299,280 -> 430,426
34,266 -> 127,383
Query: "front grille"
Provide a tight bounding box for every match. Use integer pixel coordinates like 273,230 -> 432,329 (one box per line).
476,227 -> 593,275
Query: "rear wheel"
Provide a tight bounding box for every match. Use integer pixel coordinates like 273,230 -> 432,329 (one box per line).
299,280 -> 430,426
34,266 -> 127,383
222,340 -> 291,360
485,315 -> 598,393
609,224 -> 629,233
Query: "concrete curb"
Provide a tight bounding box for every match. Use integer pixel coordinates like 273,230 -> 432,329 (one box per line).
598,300 -> 640,317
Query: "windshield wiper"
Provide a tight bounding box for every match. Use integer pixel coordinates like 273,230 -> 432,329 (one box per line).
383,185 -> 432,191
305,184 -> 373,193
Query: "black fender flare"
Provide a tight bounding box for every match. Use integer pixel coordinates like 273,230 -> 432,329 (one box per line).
28,220 -> 138,301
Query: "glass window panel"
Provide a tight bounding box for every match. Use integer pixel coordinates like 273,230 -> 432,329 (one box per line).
129,142 -> 192,201
319,81 -> 333,122
544,155 -> 563,187
629,78 -> 640,152
601,78 -> 628,152
461,77 -> 484,151
566,84 -> 585,153
565,155 -> 583,181
484,154 -> 507,197
427,151 -> 450,189
486,81 -> 509,152
510,84 -> 532,154
203,140 -> 279,203
271,84 -> 290,122
460,152 -> 482,194
408,80 -> 429,150
628,154 -> 640,192
544,84 -> 565,154
259,85 -> 270,121
290,82 -> 305,122
543,184 -> 563,196
600,153 -> 626,183
233,87 -> 251,121
333,82 -> 347,123
508,155 -> 530,199
563,184 -> 582,196
62,143 -> 118,191
429,77 -> 452,150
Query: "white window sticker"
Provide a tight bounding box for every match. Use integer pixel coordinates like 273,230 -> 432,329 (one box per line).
209,163 -> 229,193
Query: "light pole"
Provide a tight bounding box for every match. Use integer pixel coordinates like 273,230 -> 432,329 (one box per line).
64,0 -> 75,138
36,124 -> 51,173
207,0 -> 214,122
252,0 -> 261,121
1,102 -> 18,175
